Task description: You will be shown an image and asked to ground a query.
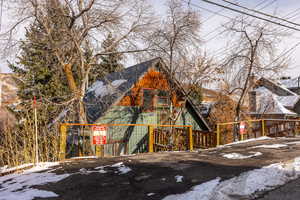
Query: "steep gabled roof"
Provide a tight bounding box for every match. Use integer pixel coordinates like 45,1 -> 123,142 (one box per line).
280,77 -> 300,89
253,87 -> 297,116
83,58 -> 211,131
255,77 -> 300,110
257,77 -> 296,96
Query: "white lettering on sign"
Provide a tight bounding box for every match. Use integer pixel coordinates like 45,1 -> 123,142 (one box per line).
92,126 -> 107,145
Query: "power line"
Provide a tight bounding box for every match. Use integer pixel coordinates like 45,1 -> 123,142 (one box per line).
199,0 -> 300,32
221,0 -> 300,28
202,0 -> 273,39
184,0 -> 277,43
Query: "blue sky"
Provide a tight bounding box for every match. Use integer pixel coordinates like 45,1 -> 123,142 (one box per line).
1,0 -> 300,78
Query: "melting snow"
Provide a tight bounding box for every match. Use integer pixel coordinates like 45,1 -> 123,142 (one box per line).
70,156 -> 98,159
218,136 -> 273,148
117,166 -> 132,174
175,175 -> 184,183
251,144 -> 288,149
164,157 -> 300,200
0,162 -> 69,200
88,79 -> 127,98
111,162 -> 132,174
286,141 -> 300,145
111,162 -> 124,167
0,163 -> 33,174
222,152 -> 262,159
163,178 -> 221,200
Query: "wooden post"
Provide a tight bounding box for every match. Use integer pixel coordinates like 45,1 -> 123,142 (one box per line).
241,132 -> 244,141
217,124 -> 220,146
188,127 -> 193,151
95,145 -> 101,157
148,126 -> 154,153
262,120 -> 265,136
34,106 -> 39,165
59,125 -> 67,160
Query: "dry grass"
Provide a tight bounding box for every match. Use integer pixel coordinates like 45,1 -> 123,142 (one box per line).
0,109 -> 60,167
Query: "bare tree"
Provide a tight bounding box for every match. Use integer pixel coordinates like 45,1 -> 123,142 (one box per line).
1,0 -> 156,123
145,0 -> 201,75
217,17 -> 290,141
221,17 -> 288,125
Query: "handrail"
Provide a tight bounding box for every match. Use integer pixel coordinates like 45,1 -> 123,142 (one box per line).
61,123 -> 192,128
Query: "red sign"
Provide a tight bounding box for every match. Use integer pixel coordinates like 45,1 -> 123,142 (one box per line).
240,122 -> 246,135
92,126 -> 107,145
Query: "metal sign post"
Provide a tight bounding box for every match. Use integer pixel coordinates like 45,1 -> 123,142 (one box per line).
33,96 -> 39,165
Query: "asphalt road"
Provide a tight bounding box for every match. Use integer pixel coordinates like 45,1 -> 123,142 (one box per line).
28,137 -> 300,200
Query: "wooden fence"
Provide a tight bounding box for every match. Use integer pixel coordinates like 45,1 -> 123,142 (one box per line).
59,119 -> 300,159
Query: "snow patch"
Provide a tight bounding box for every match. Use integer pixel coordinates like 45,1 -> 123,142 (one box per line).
70,156 -> 98,160
163,178 -> 221,200
251,144 -> 288,149
215,136 -> 273,149
0,162 -> 68,200
286,141 -> 300,145
175,175 -> 184,183
88,79 -> 127,98
111,162 -> 124,167
222,152 -> 262,159
164,157 -> 300,200
0,163 -> 33,174
117,166 -> 132,174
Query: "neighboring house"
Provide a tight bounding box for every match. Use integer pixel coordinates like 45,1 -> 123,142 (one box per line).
83,58 -> 211,154
249,77 -> 300,119
0,73 -> 18,106
0,73 -> 18,131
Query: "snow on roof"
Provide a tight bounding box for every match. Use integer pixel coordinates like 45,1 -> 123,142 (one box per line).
84,58 -> 161,123
83,58 -> 211,131
276,95 -> 299,108
280,77 -> 300,88
87,79 -> 127,98
263,78 -> 297,96
254,87 -> 297,115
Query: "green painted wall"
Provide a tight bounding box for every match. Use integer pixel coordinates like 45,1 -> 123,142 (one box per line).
95,105 -> 203,155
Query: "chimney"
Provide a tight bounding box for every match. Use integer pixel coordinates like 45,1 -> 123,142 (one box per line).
248,91 -> 256,113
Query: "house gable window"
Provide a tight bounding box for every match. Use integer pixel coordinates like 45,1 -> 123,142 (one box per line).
142,89 -> 170,112
142,88 -> 155,112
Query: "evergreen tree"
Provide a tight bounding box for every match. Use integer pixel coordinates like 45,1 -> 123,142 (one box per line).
9,0 -> 75,124
89,33 -> 124,83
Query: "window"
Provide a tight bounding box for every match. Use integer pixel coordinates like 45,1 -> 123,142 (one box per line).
143,88 -> 155,112
156,90 -> 169,107
142,89 -> 170,111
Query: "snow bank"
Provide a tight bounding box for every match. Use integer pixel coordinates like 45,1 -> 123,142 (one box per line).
0,163 -> 33,174
222,152 -> 262,159
286,141 -> 300,145
70,156 -> 98,159
163,178 -> 221,200
209,136 -> 273,150
251,144 -> 288,149
223,136 -> 272,147
163,157 -> 300,200
0,162 -> 69,200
